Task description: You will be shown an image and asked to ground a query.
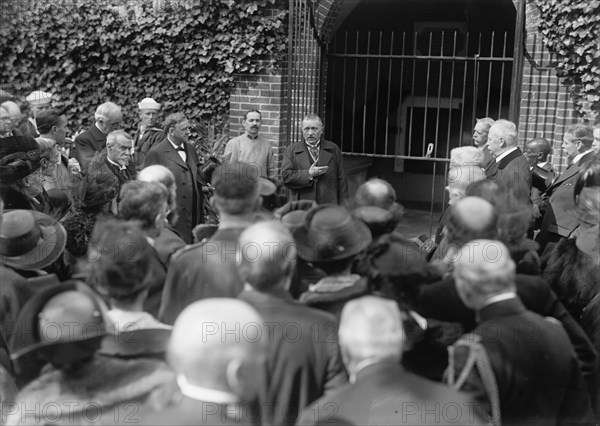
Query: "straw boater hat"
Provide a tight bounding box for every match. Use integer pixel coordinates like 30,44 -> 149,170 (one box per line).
0,210 -> 67,271
293,204 -> 372,263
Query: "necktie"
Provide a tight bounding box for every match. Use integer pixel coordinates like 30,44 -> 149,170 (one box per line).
307,143 -> 319,162
176,146 -> 187,162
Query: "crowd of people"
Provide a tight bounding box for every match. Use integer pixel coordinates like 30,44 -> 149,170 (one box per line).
0,90 -> 599,425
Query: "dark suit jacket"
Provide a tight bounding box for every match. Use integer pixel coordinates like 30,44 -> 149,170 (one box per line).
144,140 -> 203,243
485,147 -> 531,197
153,225 -> 186,266
453,298 -> 593,426
97,157 -> 136,189
281,140 -> 348,205
74,124 -> 107,171
297,362 -> 488,425
416,274 -> 598,385
238,288 -> 347,426
538,151 -> 595,243
158,227 -> 245,325
132,127 -> 166,170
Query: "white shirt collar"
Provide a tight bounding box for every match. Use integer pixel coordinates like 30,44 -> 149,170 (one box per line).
107,156 -> 126,170
167,136 -> 182,150
573,149 -> 594,166
481,292 -> 517,309
176,375 -> 238,404
536,161 -> 548,169
495,146 -> 518,163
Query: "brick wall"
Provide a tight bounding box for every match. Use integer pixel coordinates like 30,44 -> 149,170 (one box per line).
519,1 -> 580,174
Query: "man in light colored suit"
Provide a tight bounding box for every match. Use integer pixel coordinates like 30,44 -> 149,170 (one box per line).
144,113 -> 202,243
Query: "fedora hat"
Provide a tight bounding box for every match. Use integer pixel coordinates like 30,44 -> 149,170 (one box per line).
9,281 -> 108,375
0,210 -> 67,271
293,204 -> 372,263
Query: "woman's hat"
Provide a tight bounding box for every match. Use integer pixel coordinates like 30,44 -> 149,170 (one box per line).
293,204 -> 372,263
9,281 -> 108,375
0,210 -> 67,270
0,136 -> 43,183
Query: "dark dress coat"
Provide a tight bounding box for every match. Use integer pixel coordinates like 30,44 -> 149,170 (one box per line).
238,288 -> 347,426
90,157 -> 136,192
153,224 -> 186,266
132,127 -> 166,170
74,124 -> 106,171
415,274 -> 599,386
158,227 -> 246,325
144,139 -> 203,243
536,151 -> 596,250
451,298 -> 594,426
485,147 -> 531,197
297,362 -> 489,425
281,140 -> 348,205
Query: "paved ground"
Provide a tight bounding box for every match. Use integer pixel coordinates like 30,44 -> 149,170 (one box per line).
396,208 -> 442,239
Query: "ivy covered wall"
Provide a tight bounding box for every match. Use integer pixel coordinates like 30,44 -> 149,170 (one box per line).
0,0 -> 287,140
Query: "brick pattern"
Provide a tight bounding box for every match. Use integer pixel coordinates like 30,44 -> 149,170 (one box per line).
519,1 -> 582,174
229,72 -> 288,172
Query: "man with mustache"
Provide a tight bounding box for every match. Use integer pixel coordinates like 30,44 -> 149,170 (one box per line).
224,109 -> 275,179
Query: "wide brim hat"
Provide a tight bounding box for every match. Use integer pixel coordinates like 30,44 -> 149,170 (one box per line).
293,204 -> 372,263
9,281 -> 108,376
0,210 -> 67,271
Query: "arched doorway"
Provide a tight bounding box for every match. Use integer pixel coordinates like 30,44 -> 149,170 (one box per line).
323,0 -> 519,211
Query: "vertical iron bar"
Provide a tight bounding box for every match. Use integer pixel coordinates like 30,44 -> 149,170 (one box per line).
471,32 -> 482,129
374,31 -> 383,153
341,32 -> 348,148
422,32 -> 433,156
458,32 -> 469,146
498,31 -> 508,117
384,31 -> 395,156
363,31 -> 371,153
285,0 -> 295,147
430,31 -> 445,232
509,0 -> 525,124
408,32 -> 417,157
485,31 -> 495,117
351,32 -> 359,152
328,40 -> 336,134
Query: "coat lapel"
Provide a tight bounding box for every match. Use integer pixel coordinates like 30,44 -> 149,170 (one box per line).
317,142 -> 333,167
294,142 -> 313,170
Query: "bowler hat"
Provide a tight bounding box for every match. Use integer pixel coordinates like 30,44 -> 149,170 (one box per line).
0,210 -> 67,271
9,281 -> 108,374
293,205 -> 372,263
0,136 -> 42,183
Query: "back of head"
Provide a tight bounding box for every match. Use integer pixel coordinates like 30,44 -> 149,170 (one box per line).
76,166 -> 119,212
566,123 -> 594,148
87,219 -> 152,303
1,101 -> 21,117
446,196 -> 498,247
211,161 -> 260,215
168,299 -> 266,395
118,181 -> 168,232
355,178 -> 397,210
450,146 -> 485,166
238,221 -> 296,291
490,119 -> 518,148
95,102 -> 122,122
453,240 -> 516,310
36,109 -> 63,135
138,165 -> 176,194
339,296 -> 404,367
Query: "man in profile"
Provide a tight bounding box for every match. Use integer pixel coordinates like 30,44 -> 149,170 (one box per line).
75,102 -> 123,171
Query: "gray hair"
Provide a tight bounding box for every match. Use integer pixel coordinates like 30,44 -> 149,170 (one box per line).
94,102 -> 122,122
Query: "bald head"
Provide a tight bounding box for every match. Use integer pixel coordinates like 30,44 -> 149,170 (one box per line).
355,178 -> 397,210
238,221 -> 297,291
1,101 -> 22,130
169,299 -> 266,394
453,240 -> 516,310
339,296 -> 404,373
446,197 -> 498,246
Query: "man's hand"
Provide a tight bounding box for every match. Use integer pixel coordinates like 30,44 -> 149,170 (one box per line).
309,159 -> 328,178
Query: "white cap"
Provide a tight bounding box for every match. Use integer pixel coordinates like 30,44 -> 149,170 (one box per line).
25,91 -> 53,106
138,98 -> 161,111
